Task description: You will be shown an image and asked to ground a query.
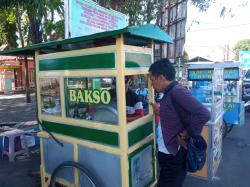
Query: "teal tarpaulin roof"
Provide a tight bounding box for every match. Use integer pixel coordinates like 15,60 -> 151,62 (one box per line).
0,24 -> 173,56
128,24 -> 173,44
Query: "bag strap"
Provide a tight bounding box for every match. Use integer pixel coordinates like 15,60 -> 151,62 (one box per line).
170,90 -> 195,137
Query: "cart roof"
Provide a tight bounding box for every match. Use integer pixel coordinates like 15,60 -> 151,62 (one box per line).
215,62 -> 241,68
0,24 -> 173,56
188,64 -> 216,69
188,62 -> 241,69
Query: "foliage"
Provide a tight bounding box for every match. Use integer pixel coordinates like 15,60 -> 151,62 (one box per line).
95,0 -> 158,25
174,50 -> 189,64
95,0 -> 213,26
183,50 -> 189,62
190,0 -> 214,11
0,8 -> 17,47
219,0 -> 248,18
0,0 -> 215,47
0,0 -> 64,45
122,0 -> 144,25
233,39 -> 250,60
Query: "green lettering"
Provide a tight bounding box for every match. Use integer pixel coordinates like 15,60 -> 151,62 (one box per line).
84,90 -> 93,103
92,90 -> 100,104
69,90 -> 76,102
77,90 -> 84,102
101,90 -> 111,104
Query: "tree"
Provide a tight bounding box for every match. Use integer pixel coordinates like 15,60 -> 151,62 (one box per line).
183,50 -> 189,62
219,0 -> 248,18
0,0 -> 64,103
233,39 -> 250,60
0,0 -> 216,47
0,8 -> 17,47
95,0 -> 158,25
95,0 -> 214,26
190,0 -> 213,12
0,0 -> 64,45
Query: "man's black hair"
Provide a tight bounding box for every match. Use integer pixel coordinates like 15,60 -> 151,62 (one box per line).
148,58 -> 175,81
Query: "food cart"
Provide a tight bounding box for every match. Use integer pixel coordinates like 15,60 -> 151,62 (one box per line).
187,63 -> 224,180
219,63 -> 245,132
0,24 -> 172,187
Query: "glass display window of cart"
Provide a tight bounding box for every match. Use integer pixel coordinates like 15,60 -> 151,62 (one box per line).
40,77 -> 61,116
223,68 -> 240,102
213,79 -> 223,103
224,81 -> 238,102
188,69 -> 223,104
125,74 -> 149,123
64,76 -> 118,125
190,81 -> 213,104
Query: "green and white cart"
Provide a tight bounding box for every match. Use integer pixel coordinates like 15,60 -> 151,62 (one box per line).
0,24 -> 172,187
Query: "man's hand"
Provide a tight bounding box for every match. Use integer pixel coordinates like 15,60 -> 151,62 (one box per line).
150,102 -> 160,115
177,130 -> 189,150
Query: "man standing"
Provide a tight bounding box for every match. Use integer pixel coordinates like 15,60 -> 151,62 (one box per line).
149,59 -> 210,187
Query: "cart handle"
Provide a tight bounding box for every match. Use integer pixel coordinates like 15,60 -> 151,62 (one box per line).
38,119 -> 64,147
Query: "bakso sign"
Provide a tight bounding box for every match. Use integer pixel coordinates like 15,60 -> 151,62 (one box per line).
69,89 -> 111,104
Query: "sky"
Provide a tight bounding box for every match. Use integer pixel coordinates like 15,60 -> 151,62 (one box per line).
185,0 -> 250,61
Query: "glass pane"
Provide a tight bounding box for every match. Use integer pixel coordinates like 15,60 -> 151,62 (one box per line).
131,145 -> 153,187
64,77 -> 118,125
169,5 -> 177,23
162,11 -> 168,26
169,25 -> 176,39
125,74 -> 149,123
190,81 -> 213,103
40,78 -> 61,116
177,1 -> 187,19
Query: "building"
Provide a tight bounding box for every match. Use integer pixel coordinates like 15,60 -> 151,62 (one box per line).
0,54 -> 35,94
159,0 -> 187,62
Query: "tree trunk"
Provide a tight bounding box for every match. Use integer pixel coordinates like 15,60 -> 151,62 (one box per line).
28,13 -> 43,44
24,56 -> 31,103
16,4 -> 24,47
156,0 -> 165,26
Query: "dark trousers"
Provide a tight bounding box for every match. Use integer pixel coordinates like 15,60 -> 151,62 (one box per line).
157,148 -> 187,187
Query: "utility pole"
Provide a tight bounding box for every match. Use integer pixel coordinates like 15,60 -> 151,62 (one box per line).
178,57 -> 181,81
24,56 -> 31,103
223,44 -> 230,61
226,44 -> 229,61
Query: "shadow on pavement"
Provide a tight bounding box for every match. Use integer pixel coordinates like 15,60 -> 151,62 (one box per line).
0,94 -> 40,187
184,112 -> 250,187
0,145 -> 41,187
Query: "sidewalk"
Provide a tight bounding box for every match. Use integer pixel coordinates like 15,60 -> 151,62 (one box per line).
0,93 -> 37,124
0,94 -> 40,187
184,112 -> 250,187
0,94 -> 250,187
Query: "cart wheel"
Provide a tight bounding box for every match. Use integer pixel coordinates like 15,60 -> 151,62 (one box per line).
49,161 -> 101,187
222,119 -> 228,140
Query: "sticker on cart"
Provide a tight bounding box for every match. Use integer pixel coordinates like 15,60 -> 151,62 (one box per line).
188,69 -> 213,81
224,68 -> 239,80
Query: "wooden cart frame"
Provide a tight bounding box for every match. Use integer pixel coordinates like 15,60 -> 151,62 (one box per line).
0,24 -> 172,187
